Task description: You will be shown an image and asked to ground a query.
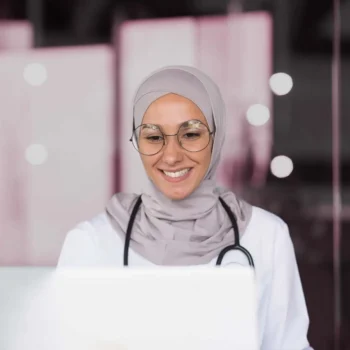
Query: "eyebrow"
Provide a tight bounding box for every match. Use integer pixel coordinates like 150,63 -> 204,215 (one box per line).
141,119 -> 204,129
141,124 -> 160,130
182,120 -> 202,127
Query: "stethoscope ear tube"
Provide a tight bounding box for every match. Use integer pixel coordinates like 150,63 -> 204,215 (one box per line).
124,196 -> 143,266
218,197 -> 240,245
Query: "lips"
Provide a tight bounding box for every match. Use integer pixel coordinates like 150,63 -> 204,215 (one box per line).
159,168 -> 192,183
162,168 -> 191,178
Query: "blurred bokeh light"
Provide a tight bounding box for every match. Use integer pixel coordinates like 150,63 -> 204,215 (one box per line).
270,155 -> 294,178
269,72 -> 293,96
25,144 -> 48,165
23,63 -> 47,86
246,104 -> 270,126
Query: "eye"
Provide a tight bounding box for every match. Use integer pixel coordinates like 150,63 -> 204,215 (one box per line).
183,132 -> 201,139
146,135 -> 164,142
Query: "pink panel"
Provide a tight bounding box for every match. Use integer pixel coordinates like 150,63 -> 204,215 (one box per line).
198,13 -> 273,191
0,21 -> 33,50
242,13 -> 273,189
117,18 -> 197,194
0,46 -> 115,265
0,54 -> 31,265
197,16 -> 231,100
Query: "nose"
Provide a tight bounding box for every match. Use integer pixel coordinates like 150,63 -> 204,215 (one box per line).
161,136 -> 183,165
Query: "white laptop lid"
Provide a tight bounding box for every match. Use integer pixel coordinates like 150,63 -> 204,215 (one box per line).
0,267 -> 259,350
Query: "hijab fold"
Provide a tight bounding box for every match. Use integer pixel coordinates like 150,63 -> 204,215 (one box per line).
106,66 -> 252,266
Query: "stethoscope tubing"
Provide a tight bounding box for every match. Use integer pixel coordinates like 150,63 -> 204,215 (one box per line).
123,195 -> 254,268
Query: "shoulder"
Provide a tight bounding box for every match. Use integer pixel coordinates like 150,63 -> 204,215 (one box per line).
58,192 -> 139,267
57,213 -> 107,267
250,205 -> 288,233
68,192 -> 140,234
217,188 -> 289,239
247,206 -> 293,260
65,211 -> 111,241
248,206 -> 297,272
63,192 -> 140,241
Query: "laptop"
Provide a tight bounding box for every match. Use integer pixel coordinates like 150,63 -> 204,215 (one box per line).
0,266 -> 259,350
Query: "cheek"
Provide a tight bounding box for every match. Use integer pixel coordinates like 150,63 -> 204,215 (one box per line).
191,148 -> 212,172
202,150 -> 212,169
202,145 -> 212,165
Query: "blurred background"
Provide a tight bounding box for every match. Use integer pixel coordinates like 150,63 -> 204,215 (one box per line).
0,0 -> 348,349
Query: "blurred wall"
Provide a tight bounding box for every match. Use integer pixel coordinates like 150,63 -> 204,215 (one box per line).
0,20 -> 33,49
0,46 -> 115,265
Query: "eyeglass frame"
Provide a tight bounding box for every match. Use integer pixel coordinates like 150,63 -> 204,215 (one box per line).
129,118 -> 216,156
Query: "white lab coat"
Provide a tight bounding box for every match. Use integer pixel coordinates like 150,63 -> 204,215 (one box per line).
58,205 -> 313,350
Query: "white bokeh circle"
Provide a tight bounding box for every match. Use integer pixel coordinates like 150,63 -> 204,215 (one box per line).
269,73 -> 293,96
23,63 -> 48,86
25,144 -> 48,165
270,155 -> 294,178
246,104 -> 270,126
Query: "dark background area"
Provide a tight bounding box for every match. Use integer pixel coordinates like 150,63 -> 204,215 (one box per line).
2,0 -> 350,53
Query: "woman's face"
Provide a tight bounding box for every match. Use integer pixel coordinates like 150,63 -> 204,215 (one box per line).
140,93 -> 213,200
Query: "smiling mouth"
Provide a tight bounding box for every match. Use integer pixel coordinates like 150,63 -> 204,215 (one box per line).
162,168 -> 191,178
159,168 -> 192,182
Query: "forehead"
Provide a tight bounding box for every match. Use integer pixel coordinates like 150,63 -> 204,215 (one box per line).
142,93 -> 208,127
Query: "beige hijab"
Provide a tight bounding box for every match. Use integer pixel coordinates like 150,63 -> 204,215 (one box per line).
106,66 -> 252,265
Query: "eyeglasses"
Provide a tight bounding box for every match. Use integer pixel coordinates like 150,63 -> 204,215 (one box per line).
130,119 -> 214,156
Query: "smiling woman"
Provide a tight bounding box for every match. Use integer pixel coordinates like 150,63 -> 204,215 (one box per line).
58,65 -> 313,350
136,94 -> 213,200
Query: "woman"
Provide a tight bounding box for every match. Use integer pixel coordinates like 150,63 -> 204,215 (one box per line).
58,65 -> 312,349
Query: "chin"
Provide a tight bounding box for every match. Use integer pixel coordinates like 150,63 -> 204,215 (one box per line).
162,187 -> 194,200
166,192 -> 188,200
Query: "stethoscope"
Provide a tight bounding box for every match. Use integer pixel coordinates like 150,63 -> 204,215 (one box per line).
123,195 -> 255,267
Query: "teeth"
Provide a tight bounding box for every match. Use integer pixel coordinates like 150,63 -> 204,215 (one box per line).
163,168 -> 190,178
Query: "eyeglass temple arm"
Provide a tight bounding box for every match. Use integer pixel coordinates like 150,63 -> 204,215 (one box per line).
129,118 -> 136,141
